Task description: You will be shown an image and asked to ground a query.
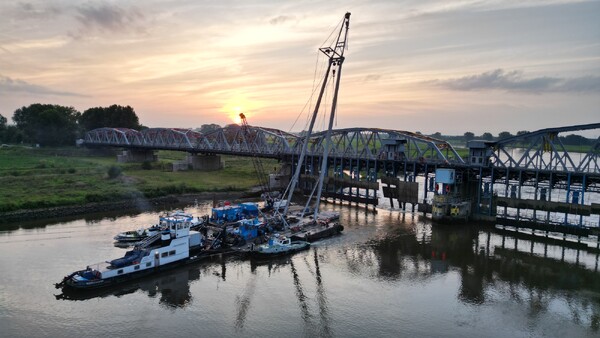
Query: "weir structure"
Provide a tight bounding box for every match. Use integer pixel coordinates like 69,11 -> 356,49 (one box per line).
84,122 -> 600,234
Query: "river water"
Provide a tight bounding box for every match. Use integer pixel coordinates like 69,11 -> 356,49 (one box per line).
1,201 -> 599,337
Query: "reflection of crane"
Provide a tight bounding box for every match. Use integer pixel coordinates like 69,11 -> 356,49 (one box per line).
234,274 -> 257,331
239,112 -> 274,208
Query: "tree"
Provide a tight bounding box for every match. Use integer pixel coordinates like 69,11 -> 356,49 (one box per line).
0,125 -> 24,144
107,165 -> 122,179
431,132 -> 442,139
198,123 -> 221,134
561,134 -> 591,146
481,132 -> 494,141
0,114 -> 7,143
516,130 -> 529,136
13,104 -> 80,146
79,105 -> 141,131
498,131 -> 513,139
463,132 -> 475,141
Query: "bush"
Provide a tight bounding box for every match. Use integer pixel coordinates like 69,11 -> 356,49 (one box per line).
85,193 -> 106,203
67,168 -> 77,174
141,161 -> 152,170
107,166 -> 122,179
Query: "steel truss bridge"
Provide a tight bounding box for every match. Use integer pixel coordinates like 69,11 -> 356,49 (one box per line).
84,123 -> 600,228
84,125 -> 466,162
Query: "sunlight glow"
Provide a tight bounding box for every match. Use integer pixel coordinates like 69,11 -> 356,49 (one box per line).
221,94 -> 263,125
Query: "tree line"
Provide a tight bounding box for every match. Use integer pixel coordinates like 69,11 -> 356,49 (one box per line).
430,130 -> 594,146
0,102 -> 227,147
0,103 -> 142,146
1,104 -> 592,147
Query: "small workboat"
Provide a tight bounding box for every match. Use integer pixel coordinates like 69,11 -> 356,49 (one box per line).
113,210 -> 202,243
56,212 -> 205,290
114,225 -> 161,242
251,235 -> 309,257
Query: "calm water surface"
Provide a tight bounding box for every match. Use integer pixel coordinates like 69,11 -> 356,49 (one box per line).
1,201 -> 599,337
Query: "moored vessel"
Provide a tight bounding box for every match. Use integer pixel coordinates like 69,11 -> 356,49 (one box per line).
251,235 -> 309,257
56,212 -> 205,290
113,210 -> 202,243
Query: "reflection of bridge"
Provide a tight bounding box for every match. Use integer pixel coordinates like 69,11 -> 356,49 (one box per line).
84,123 -> 600,229
362,220 -> 600,310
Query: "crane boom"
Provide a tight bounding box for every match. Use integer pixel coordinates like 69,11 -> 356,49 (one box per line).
239,113 -> 273,207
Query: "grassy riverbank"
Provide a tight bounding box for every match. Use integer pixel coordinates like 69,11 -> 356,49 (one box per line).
0,146 -> 274,213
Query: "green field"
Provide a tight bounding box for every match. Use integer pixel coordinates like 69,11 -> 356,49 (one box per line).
0,146 -> 275,212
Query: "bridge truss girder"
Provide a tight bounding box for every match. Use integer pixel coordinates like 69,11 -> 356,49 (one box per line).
297,128 -> 465,165
84,126 -> 465,165
489,123 -> 600,173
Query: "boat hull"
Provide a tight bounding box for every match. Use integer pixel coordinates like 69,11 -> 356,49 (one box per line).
251,241 -> 310,258
290,224 -> 344,242
60,247 -> 228,291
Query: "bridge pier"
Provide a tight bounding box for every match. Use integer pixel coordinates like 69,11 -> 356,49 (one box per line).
117,149 -> 157,163
173,154 -> 223,171
269,163 -> 291,190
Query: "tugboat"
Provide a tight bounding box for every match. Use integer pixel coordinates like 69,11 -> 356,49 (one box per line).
251,235 -> 309,258
56,212 -> 205,290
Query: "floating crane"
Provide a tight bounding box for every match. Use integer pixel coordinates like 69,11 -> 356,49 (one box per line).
283,12 -> 351,218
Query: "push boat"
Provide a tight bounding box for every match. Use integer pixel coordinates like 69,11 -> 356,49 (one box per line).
57,212 -> 206,290
251,235 -> 309,257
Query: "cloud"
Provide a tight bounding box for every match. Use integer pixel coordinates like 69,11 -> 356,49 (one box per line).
15,2 -> 63,19
74,3 -> 145,34
428,69 -> 600,93
0,75 -> 87,97
269,15 -> 296,25
363,74 -> 382,82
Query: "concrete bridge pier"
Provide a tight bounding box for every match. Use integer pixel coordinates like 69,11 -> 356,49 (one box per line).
117,149 -> 157,163
182,154 -> 223,171
269,163 -> 291,191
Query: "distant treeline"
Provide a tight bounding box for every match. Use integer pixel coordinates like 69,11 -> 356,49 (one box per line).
0,104 -> 142,146
427,131 -> 595,147
0,104 -> 594,147
0,103 -> 231,147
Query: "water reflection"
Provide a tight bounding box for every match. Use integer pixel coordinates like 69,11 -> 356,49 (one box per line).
53,216 -> 600,332
0,200 -> 206,232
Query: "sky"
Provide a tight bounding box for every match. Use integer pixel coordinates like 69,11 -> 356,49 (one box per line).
1,0 -> 599,135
